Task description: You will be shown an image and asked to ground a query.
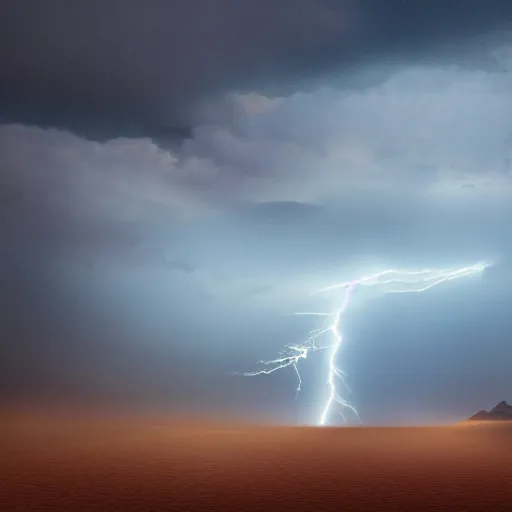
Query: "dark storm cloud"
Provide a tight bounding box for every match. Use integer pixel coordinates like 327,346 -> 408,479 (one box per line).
1,37 -> 511,291
1,0 -> 512,137
1,1 -> 512,423
0,0 -> 350,137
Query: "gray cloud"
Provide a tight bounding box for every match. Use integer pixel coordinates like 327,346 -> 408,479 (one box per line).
2,1 -> 512,137
2,30 -> 512,420
2,39 -> 511,259
0,0 -> 352,134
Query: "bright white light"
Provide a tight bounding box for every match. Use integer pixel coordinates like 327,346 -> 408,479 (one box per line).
234,262 -> 489,426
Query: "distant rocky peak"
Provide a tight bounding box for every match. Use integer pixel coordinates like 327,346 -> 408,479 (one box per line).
468,401 -> 512,421
492,401 -> 512,413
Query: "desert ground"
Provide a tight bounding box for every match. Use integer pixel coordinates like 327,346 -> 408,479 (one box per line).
1,409 -> 512,511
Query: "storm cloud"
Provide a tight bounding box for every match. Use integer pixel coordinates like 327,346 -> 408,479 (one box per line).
2,40 -> 511,258
2,0 -> 512,134
1,1 -> 511,424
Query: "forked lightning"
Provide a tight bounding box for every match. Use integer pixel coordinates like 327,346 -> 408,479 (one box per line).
234,262 -> 489,426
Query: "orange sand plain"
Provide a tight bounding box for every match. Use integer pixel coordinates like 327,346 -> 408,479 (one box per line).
1,410 -> 512,511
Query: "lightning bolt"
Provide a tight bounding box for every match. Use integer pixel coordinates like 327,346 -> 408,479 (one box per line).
234,261 -> 490,426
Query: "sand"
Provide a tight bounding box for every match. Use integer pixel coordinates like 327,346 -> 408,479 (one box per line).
2,410 -> 512,511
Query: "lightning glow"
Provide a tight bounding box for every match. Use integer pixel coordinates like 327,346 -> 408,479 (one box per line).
235,261 -> 489,426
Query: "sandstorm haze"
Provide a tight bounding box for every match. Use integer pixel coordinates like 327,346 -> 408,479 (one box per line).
0,0 -> 511,425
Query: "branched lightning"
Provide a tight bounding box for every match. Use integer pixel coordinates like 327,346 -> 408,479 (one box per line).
233,261 -> 489,426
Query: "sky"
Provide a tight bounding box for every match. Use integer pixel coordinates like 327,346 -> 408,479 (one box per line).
0,0 -> 511,425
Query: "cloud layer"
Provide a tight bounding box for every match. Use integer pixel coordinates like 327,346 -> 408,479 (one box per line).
1,32 -> 512,420
2,39 -> 511,260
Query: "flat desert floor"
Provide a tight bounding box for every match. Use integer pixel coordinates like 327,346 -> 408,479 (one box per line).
1,411 -> 512,511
